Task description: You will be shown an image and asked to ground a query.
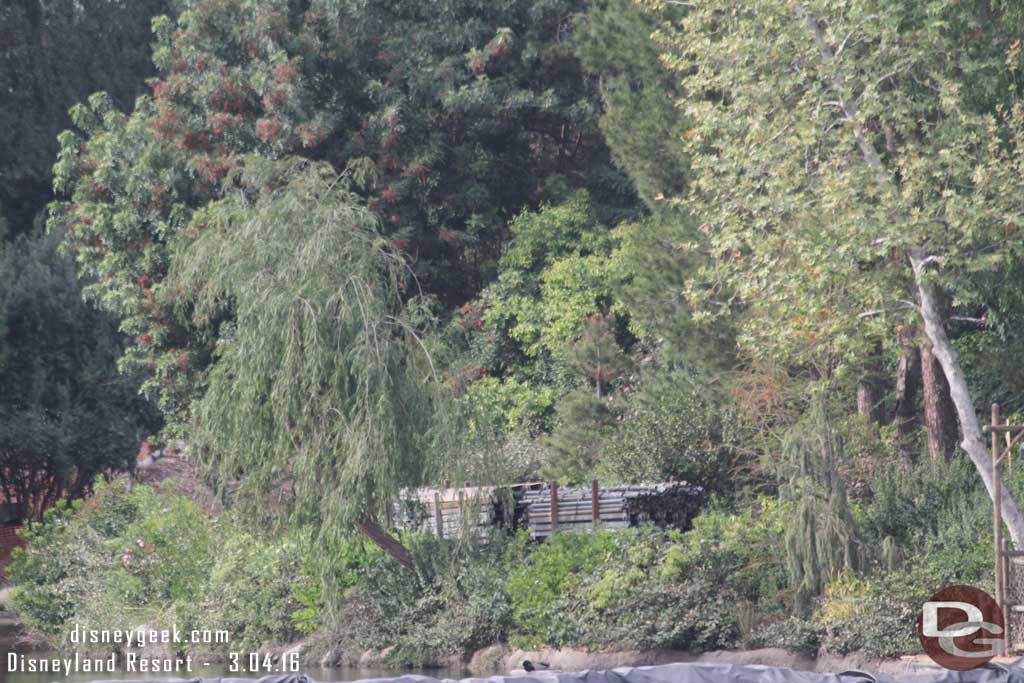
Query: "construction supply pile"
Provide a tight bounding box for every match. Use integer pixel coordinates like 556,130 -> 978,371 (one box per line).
395,481 -> 704,540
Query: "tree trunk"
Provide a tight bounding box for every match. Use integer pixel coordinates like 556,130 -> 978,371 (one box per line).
857,341 -> 885,428
910,247 -> 1024,547
354,515 -> 416,572
795,0 -> 1024,546
921,342 -> 959,466
893,335 -> 921,459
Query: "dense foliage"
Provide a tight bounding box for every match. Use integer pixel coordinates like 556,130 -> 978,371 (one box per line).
13,455 -> 1007,661
8,479 -> 303,652
0,0 -> 175,236
10,0 -> 1024,668
0,230 -> 157,521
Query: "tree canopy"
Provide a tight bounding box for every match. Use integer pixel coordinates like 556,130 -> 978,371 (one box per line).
647,0 -> 1024,541
0,229 -> 158,521
170,158 -> 458,565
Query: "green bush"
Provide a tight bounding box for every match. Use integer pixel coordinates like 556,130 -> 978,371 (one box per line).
107,494 -> 215,606
331,532 -> 523,666
813,571 -> 919,659
7,503 -> 79,635
191,528 -> 303,651
750,616 -> 824,658
507,524 -> 765,653
598,370 -> 736,493
507,529 -> 618,648
8,480 -> 157,637
7,478 -> 308,655
575,528 -> 737,651
661,498 -> 790,611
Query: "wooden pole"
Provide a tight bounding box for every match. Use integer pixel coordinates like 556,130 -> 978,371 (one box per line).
1007,423 -> 1013,474
591,479 -> 599,526
433,491 -> 444,537
994,403 -> 1005,655
1003,538 -> 1012,652
550,481 -> 559,533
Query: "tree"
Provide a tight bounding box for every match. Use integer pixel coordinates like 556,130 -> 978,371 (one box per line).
51,0 -> 638,443
541,390 -> 619,483
449,193 -> 635,436
780,397 -> 863,613
348,0 -> 639,301
575,0 -> 689,212
647,0 -> 1024,543
170,158 -> 456,570
597,369 -> 734,491
0,0 -> 175,237
49,0 -> 343,436
576,0 -> 734,374
569,313 -> 632,399
0,229 -> 158,521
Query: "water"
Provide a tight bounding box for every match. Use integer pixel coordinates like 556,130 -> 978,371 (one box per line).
0,652 -> 466,683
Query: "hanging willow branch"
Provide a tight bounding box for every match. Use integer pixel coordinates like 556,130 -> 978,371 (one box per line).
169,157 -> 459,567
779,395 -> 864,613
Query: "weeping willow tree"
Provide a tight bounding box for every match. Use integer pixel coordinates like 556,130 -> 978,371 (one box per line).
780,396 -> 864,613
170,157 -> 457,570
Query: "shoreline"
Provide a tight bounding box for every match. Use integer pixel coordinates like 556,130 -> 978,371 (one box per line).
0,616 -> 980,680
305,643 -> 953,678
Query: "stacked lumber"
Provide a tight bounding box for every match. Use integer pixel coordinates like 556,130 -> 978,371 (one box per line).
521,482 -> 704,539
396,485 -> 497,539
393,481 -> 705,541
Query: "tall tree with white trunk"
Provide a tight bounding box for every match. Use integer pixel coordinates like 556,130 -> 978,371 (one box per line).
646,0 -> 1024,544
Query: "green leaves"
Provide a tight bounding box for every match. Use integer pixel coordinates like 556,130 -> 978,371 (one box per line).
0,229 -> 157,521
643,0 -> 1024,387
171,158 -> 455,536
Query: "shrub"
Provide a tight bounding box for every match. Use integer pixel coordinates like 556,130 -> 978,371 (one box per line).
7,480 -> 157,638
661,498 -> 789,611
814,571 -> 918,659
191,529 -> 303,652
506,529 -> 617,648
106,493 -> 215,607
331,532 -> 523,666
750,616 -> 824,658
6,478 -> 304,656
576,527 -> 737,651
7,503 -> 80,635
598,371 -> 736,493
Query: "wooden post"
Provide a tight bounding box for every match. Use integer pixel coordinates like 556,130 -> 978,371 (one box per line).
433,491 -> 444,537
591,479 -> 599,526
1003,538 -> 1012,651
994,403 -> 1005,655
550,481 -> 559,532
1007,423 -> 1014,474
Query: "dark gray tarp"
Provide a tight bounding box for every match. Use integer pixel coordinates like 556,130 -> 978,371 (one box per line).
78,661 -> 1024,683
